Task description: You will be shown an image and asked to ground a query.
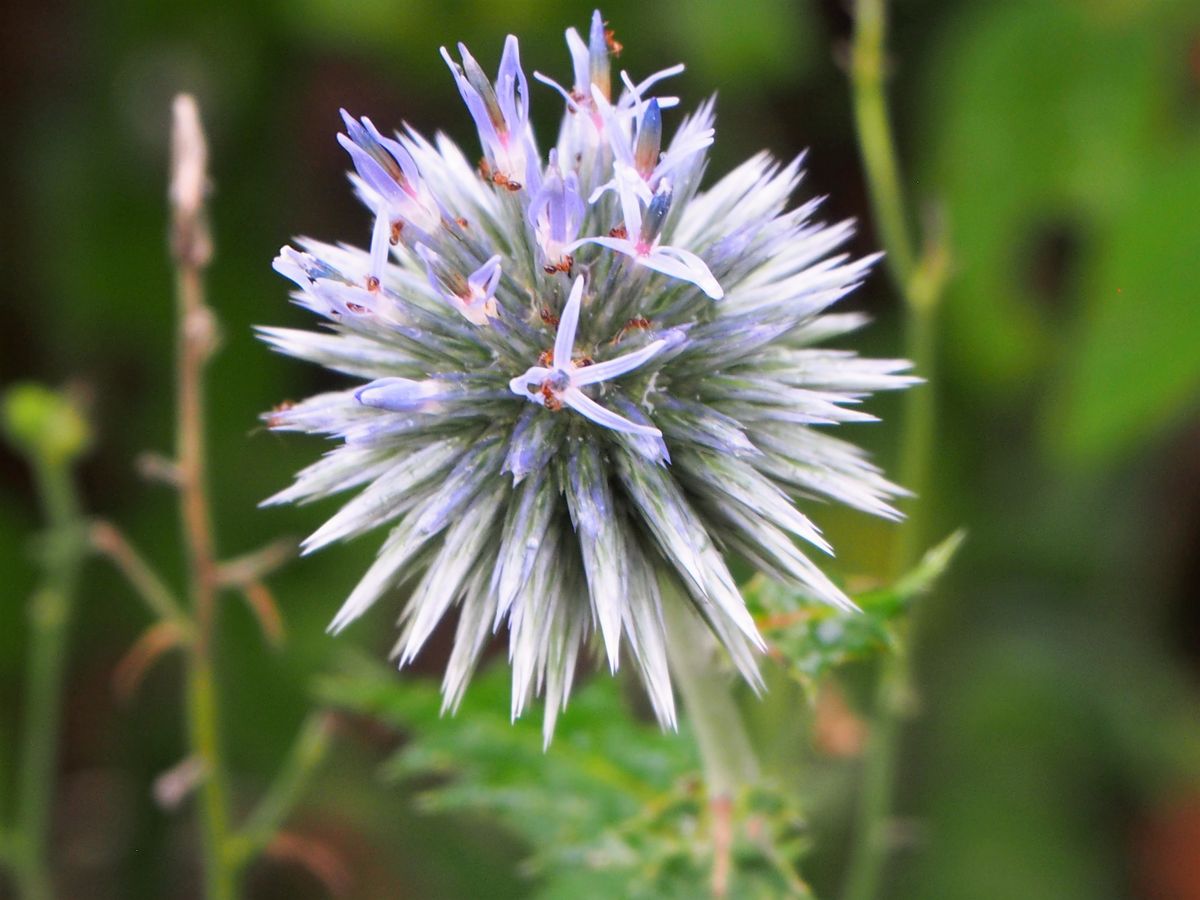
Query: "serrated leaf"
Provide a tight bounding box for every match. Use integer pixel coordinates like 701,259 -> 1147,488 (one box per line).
316,652 -> 814,897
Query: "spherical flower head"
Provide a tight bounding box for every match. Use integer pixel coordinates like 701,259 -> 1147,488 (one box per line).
261,10 -> 917,745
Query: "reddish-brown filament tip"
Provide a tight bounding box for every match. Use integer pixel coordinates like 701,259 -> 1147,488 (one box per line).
389,220 -> 404,245
542,255 -> 574,275
540,382 -> 563,411
605,29 -> 623,56
609,225 -> 628,239
540,308 -> 560,328
267,403 -> 292,428
345,302 -> 368,314
613,316 -> 651,344
267,399 -> 295,428
364,275 -> 380,292
481,164 -> 522,192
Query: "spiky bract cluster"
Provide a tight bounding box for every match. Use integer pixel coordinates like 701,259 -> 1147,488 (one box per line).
262,11 -> 915,742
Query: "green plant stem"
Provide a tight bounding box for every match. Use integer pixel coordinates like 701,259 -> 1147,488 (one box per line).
850,0 -> 916,293
166,94 -> 238,900
841,631 -> 911,900
663,592 -> 759,897
843,2 -> 949,899
89,522 -> 191,633
894,303 -> 936,571
175,258 -> 236,900
11,456 -> 86,900
228,714 -> 333,868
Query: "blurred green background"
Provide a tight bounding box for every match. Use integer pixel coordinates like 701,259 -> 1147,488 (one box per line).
3,0 -> 1200,897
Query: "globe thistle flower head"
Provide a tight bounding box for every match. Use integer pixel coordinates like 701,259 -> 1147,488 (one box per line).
262,10 -> 917,744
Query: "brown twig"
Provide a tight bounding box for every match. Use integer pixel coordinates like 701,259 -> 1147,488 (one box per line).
112,620 -> 188,702
215,539 -> 296,589
90,521 -> 190,629
170,93 -> 236,900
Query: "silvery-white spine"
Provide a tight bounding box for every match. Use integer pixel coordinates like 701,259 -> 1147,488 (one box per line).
262,10 -> 916,746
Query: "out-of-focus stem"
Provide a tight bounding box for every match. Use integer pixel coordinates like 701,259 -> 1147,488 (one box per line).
228,713 -> 333,868
850,0 -> 915,294
89,522 -> 191,633
893,302 -> 937,570
12,455 -> 86,900
843,3 -> 949,900
663,591 -> 759,899
170,94 -> 236,900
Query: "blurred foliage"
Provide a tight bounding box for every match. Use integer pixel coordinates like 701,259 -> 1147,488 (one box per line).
2,385 -> 92,468
319,653 -> 818,899
314,536 -> 963,899
750,531 -> 965,693
922,0 -> 1200,467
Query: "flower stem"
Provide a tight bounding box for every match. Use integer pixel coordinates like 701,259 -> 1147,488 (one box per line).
840,633 -> 911,900
12,451 -> 86,900
171,95 -> 236,900
842,2 -> 949,899
663,592 -> 759,898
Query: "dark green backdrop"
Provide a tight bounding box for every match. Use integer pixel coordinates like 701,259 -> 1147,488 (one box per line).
2,1 -> 1199,897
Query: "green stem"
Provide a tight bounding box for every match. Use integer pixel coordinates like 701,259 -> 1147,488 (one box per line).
842,2 -> 948,899
841,635 -> 911,900
176,251 -> 236,900
89,523 -> 192,634
850,0 -> 916,292
663,591 -> 758,897
12,457 -> 86,900
186,656 -> 235,900
893,304 -> 936,572
227,713 -> 333,868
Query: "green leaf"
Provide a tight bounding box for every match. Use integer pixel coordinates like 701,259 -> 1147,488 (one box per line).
749,530 -> 965,691
921,1 -> 1200,464
1049,156 -> 1200,463
316,652 -> 814,897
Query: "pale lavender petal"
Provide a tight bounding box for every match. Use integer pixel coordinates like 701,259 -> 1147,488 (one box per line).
532,70 -> 579,110
355,377 -> 441,412
620,64 -> 685,107
562,388 -> 661,437
496,35 -> 529,126
509,366 -> 551,400
641,245 -> 723,299
572,339 -> 667,386
554,276 -> 584,367
564,25 -> 589,91
570,234 -> 636,257
368,206 -> 391,279
468,254 -> 503,298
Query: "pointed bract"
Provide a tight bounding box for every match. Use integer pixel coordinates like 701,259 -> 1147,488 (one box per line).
262,10 -> 914,742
